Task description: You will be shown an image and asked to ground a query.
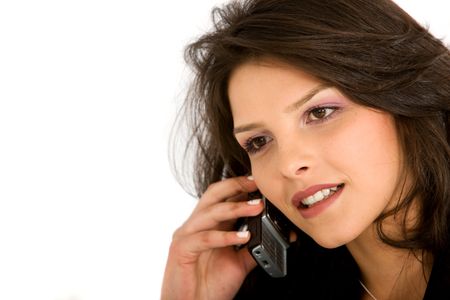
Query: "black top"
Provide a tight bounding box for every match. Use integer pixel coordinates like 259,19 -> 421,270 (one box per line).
234,232 -> 450,299
423,249 -> 450,299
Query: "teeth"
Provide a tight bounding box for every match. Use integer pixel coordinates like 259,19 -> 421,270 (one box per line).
301,185 -> 342,207
313,191 -> 324,202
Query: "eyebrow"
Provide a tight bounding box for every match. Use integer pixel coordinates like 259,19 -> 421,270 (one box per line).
283,83 -> 330,113
233,84 -> 330,135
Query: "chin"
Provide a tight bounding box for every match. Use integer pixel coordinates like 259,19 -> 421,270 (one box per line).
311,234 -> 353,249
315,240 -> 346,249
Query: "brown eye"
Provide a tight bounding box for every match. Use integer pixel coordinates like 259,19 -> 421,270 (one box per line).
308,107 -> 336,122
311,108 -> 327,119
243,136 -> 272,154
251,136 -> 268,150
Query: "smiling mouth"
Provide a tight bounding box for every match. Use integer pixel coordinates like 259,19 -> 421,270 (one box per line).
299,183 -> 345,208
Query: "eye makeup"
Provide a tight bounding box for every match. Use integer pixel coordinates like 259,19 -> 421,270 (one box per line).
243,134 -> 273,154
236,92 -> 349,155
303,105 -> 341,125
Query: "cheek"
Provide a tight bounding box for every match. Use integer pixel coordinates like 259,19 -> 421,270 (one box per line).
251,162 -> 270,186
250,159 -> 282,199
330,113 -> 402,194
250,111 -> 402,208
358,117 -> 399,167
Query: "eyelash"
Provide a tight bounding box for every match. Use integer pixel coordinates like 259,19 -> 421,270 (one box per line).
243,135 -> 272,154
242,105 -> 340,155
305,105 -> 339,124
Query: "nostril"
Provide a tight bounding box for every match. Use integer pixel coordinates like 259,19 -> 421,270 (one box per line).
295,166 -> 308,174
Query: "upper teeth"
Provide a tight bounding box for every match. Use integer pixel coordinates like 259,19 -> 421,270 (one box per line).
301,186 -> 339,207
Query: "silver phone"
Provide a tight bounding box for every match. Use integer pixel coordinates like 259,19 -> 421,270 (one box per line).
239,191 -> 292,278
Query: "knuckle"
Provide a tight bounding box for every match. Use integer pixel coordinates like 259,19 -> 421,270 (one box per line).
168,234 -> 188,256
235,176 -> 257,192
205,181 -> 220,193
199,231 -> 213,245
175,219 -> 198,237
172,220 -> 195,239
227,201 -> 243,215
204,205 -> 218,221
223,231 -> 238,245
208,201 -> 242,220
168,239 -> 182,253
171,227 -> 184,240
182,223 -> 197,235
200,183 -> 220,201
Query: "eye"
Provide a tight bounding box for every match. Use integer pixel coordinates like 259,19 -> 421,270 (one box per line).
243,135 -> 272,154
306,106 -> 338,123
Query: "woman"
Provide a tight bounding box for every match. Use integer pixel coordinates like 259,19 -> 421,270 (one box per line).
162,0 -> 450,299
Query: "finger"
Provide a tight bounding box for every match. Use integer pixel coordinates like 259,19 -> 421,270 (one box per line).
289,230 -> 298,243
226,191 -> 249,203
180,198 -> 263,235
238,247 -> 258,274
197,176 -> 257,210
178,230 -> 252,257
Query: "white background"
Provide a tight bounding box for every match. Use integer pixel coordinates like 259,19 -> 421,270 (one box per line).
0,1 -> 448,300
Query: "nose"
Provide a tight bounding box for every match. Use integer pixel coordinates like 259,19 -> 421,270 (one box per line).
277,138 -> 311,178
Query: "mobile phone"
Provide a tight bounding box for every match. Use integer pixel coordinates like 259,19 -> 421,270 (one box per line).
238,191 -> 292,278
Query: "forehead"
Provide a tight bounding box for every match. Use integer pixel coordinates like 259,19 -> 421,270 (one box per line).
229,58 -> 318,88
227,58 -> 320,116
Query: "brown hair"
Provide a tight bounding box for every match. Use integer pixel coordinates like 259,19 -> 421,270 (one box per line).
171,0 -> 450,254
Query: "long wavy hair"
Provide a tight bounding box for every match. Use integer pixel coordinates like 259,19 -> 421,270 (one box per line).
171,0 -> 450,255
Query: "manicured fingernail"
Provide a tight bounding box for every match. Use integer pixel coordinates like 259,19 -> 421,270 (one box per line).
247,175 -> 254,180
237,231 -> 249,238
247,198 -> 261,205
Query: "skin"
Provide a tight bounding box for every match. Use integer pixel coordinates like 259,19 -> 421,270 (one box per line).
229,58 -> 430,299
229,58 -> 403,249
162,58 -> 431,299
161,177 -> 264,300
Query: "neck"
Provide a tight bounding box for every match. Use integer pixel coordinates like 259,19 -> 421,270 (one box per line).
346,226 -> 432,300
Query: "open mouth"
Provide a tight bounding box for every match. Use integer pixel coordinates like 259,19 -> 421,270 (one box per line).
299,183 -> 345,209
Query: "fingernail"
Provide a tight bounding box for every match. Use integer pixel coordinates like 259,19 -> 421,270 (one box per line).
247,175 -> 254,181
247,198 -> 261,205
237,231 -> 249,238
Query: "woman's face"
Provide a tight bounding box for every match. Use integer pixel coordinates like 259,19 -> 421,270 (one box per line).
229,59 -> 404,248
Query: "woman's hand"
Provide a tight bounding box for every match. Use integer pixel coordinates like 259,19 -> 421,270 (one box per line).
161,176 -> 264,300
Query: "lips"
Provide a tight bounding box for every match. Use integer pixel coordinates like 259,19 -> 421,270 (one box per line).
292,183 -> 345,209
